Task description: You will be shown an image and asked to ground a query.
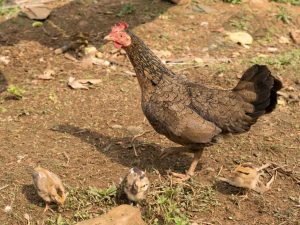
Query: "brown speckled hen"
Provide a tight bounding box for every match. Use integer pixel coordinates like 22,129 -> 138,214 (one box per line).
104,22 -> 282,181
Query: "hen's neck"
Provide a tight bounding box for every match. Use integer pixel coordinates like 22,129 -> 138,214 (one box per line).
123,31 -> 176,98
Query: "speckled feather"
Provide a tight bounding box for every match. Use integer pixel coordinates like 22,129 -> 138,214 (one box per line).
123,31 -> 282,148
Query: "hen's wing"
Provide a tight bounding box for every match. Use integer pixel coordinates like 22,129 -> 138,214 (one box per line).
188,84 -> 253,133
144,92 -> 221,145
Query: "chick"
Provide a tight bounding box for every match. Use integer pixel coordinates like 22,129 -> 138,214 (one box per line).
218,162 -> 275,194
32,166 -> 66,213
120,167 -> 150,203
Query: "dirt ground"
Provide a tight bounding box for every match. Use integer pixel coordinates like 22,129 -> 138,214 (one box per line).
0,0 -> 299,224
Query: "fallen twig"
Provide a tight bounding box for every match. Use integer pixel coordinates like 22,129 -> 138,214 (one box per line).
0,185 -> 9,191
270,163 -> 300,184
131,130 -> 152,144
216,165 -> 223,177
62,152 -> 70,166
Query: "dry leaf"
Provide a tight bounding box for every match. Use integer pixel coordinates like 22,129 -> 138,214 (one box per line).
68,77 -> 89,90
38,69 -> 55,80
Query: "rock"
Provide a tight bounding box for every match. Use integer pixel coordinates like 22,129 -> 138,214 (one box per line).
21,4 -> 51,20
289,30 -> 300,45
170,0 -> 191,5
248,0 -> 269,10
226,31 -> 253,46
75,205 -> 146,225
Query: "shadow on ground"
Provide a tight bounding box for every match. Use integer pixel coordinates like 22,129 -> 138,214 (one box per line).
52,124 -> 194,175
0,0 -> 173,49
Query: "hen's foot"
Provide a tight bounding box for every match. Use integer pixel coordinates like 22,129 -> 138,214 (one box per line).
169,171 -> 193,183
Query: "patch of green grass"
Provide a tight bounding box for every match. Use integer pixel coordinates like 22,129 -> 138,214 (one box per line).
0,106 -> 6,113
7,85 -> 25,99
117,3 -> 135,17
46,214 -> 70,225
276,7 -> 290,23
46,185 -> 117,224
271,0 -> 299,5
49,92 -> 58,103
223,0 -> 242,4
45,177 -> 221,225
144,178 -> 220,224
230,19 -> 249,31
0,1 -> 20,17
249,49 -> 300,67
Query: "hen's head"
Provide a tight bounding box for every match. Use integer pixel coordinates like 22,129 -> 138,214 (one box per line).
104,22 -> 131,49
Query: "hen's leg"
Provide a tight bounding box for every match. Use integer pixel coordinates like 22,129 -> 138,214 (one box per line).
160,146 -> 191,159
171,149 -> 204,182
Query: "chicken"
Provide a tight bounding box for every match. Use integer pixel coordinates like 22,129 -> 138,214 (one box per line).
217,162 -> 275,194
118,167 -> 150,202
104,22 -> 282,181
32,166 -> 66,213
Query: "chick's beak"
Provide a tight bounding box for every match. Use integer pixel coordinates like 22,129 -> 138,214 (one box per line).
104,34 -> 113,41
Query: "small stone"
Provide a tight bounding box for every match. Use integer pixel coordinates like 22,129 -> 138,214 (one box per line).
278,36 -> 290,44
194,57 -> 203,64
267,47 -> 278,53
0,56 -> 10,65
95,52 -> 103,58
4,206 -> 12,213
75,205 -> 146,225
200,21 -> 209,28
111,124 -> 123,129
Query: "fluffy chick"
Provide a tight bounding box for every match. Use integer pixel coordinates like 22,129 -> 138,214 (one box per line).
218,162 -> 275,194
121,167 -> 150,202
32,166 -> 66,213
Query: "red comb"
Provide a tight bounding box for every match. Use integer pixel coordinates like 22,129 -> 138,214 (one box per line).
112,22 -> 129,32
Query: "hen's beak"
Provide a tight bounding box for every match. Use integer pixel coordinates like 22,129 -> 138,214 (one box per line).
104,35 -> 113,41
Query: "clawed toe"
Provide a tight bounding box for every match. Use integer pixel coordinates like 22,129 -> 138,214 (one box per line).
169,172 -> 193,183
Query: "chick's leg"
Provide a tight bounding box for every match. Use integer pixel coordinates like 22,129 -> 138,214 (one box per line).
43,203 -> 54,214
171,149 -> 204,182
43,203 -> 50,214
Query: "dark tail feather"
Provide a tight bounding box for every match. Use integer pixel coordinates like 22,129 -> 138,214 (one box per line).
233,64 -> 283,120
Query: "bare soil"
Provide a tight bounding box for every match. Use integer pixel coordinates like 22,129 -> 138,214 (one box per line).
0,0 -> 299,224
